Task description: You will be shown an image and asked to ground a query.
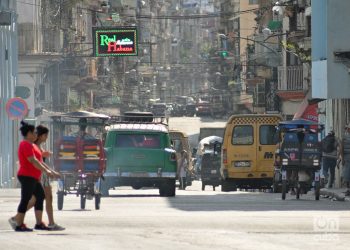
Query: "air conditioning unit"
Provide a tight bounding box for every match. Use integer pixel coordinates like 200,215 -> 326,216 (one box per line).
0,11 -> 11,25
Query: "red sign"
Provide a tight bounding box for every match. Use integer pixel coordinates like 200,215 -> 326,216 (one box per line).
6,97 -> 29,120
301,103 -> 318,122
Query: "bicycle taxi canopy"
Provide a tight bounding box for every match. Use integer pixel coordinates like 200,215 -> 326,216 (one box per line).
277,119 -> 324,132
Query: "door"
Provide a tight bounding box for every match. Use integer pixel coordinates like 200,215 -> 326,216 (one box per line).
256,121 -> 280,173
229,123 -> 257,174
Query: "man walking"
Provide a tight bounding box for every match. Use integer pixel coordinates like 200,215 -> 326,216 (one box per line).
321,130 -> 339,188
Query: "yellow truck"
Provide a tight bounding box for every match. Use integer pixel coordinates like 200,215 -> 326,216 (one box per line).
220,114 -> 282,191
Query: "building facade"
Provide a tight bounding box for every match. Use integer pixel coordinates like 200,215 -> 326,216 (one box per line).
0,0 -> 17,187
312,0 -> 350,187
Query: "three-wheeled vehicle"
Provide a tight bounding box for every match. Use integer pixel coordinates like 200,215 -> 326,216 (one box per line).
201,141 -> 222,191
52,111 -> 109,210
273,119 -> 324,200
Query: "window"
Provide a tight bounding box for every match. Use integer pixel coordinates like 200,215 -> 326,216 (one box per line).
172,139 -> 183,152
116,134 -> 161,148
0,0 -> 10,8
249,0 -> 258,5
260,125 -> 278,145
232,125 -> 253,145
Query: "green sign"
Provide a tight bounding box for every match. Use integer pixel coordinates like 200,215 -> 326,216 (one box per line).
93,27 -> 138,57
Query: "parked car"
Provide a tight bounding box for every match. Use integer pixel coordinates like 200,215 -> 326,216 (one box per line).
196,101 -> 211,116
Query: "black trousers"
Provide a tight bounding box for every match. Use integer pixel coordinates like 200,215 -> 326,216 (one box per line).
17,175 -> 45,213
322,157 -> 337,187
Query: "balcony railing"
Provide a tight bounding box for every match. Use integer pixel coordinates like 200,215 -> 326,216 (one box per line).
278,65 -> 307,91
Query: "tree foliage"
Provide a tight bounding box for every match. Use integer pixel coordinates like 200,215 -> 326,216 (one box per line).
281,41 -> 311,63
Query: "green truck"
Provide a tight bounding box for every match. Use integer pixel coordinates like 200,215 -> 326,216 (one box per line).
101,113 -> 177,197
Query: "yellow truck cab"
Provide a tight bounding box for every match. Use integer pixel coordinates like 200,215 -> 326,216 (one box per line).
220,114 -> 282,191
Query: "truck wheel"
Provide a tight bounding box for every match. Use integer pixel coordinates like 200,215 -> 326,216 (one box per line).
57,191 -> 64,211
221,180 -> 237,192
159,179 -> 176,197
202,182 -> 205,191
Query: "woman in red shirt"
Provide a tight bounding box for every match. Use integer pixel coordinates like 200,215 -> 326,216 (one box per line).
9,121 -> 59,232
27,125 -> 64,230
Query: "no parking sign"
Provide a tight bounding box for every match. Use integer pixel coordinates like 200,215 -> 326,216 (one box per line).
5,97 -> 29,120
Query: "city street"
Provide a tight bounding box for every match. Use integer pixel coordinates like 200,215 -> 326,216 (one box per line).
0,181 -> 349,250
1,0 -> 350,249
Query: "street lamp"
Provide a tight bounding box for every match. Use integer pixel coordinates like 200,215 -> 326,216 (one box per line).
262,28 -> 273,36
272,4 -> 284,16
272,0 -> 295,16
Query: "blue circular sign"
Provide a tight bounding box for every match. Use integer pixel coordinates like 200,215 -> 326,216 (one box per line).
5,97 -> 29,120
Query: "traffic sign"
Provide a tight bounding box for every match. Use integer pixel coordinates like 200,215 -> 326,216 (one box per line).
5,97 -> 29,120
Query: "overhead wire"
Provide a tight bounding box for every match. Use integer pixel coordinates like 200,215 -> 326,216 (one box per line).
16,0 -> 269,20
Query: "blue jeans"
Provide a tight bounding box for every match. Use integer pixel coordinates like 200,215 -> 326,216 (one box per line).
322,157 -> 337,188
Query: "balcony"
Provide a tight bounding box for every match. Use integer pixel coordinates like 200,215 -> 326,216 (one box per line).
277,65 -> 308,99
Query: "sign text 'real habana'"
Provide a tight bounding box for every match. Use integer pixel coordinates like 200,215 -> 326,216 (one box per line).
93,27 -> 138,57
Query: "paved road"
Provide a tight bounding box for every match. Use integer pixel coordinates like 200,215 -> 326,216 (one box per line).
1,181 -> 349,250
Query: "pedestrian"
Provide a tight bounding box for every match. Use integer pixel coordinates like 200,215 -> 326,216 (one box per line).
178,150 -> 188,190
341,124 -> 350,196
8,121 -> 59,232
27,125 -> 65,231
321,129 -> 339,188
165,107 -> 170,124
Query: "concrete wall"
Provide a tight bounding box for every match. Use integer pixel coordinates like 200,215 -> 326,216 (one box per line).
312,0 -> 350,99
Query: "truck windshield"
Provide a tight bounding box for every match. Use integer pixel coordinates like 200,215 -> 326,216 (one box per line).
116,134 -> 161,148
